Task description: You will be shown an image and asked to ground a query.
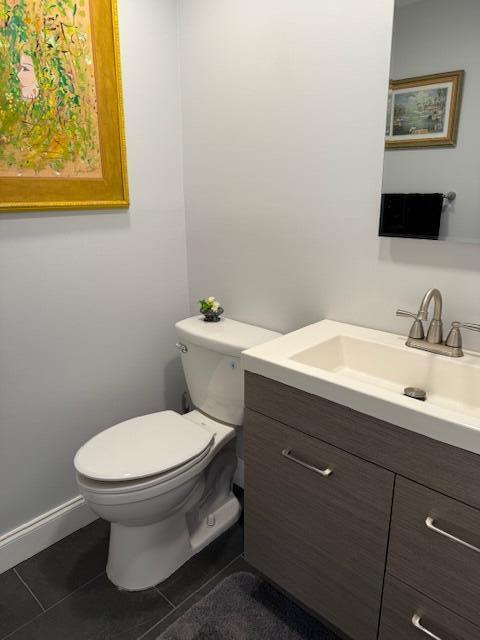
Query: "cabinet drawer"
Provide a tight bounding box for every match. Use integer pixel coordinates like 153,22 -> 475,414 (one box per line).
388,477 -> 480,627
244,409 -> 394,640
379,575 -> 480,640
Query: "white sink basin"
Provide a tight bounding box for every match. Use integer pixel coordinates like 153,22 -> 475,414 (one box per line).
291,334 -> 480,418
242,320 -> 480,455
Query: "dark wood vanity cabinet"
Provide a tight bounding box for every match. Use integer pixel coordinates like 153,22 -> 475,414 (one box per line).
244,372 -> 480,640
245,409 -> 394,640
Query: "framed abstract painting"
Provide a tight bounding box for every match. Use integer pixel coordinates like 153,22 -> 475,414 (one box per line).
0,0 -> 128,212
385,70 -> 464,149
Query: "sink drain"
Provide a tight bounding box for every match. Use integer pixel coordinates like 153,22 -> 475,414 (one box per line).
404,387 -> 427,401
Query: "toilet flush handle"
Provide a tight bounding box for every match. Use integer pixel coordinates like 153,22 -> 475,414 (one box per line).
175,342 -> 188,354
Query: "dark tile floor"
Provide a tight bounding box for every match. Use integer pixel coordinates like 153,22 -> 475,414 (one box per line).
0,518 -> 245,640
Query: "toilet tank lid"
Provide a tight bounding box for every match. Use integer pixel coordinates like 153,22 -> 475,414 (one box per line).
175,316 -> 281,357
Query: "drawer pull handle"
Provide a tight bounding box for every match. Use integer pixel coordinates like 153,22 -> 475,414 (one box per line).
425,516 -> 480,554
412,614 -> 444,640
281,449 -> 333,477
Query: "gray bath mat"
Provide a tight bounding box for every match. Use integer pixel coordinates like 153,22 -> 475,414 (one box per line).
158,572 -> 339,639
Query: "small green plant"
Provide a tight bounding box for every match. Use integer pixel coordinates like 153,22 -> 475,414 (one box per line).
199,296 -> 221,313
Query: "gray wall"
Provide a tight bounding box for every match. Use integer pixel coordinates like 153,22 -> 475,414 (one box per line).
0,0 -> 189,535
383,0 -> 480,243
179,0 -> 480,343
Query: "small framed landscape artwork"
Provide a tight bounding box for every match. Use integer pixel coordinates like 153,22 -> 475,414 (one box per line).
0,0 -> 128,212
386,70 -> 464,149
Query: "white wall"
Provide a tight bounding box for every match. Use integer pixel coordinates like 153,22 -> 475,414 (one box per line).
4,0 -> 480,543
383,0 -> 480,243
179,0 -> 480,349
0,0 -> 188,536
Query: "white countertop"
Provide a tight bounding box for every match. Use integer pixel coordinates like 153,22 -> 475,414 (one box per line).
241,319 -> 480,456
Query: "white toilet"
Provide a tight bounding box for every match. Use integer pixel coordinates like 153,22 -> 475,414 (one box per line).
74,315 -> 279,591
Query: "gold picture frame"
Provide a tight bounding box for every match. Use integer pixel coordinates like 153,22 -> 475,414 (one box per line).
386,70 -> 464,149
0,0 -> 129,212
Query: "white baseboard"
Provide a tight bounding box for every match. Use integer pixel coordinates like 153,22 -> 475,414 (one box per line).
0,496 -> 98,575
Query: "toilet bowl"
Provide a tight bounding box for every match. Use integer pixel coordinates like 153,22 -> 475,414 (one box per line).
75,316 -> 280,590
76,411 -> 239,590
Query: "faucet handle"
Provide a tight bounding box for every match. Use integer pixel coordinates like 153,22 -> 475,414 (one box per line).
446,322 -> 480,349
396,309 -> 425,340
396,309 -> 417,319
456,322 -> 480,332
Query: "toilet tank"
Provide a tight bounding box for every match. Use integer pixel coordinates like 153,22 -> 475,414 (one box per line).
175,316 -> 280,426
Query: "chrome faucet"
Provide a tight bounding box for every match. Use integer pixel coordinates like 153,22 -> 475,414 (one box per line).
417,288 -> 443,344
396,288 -> 480,357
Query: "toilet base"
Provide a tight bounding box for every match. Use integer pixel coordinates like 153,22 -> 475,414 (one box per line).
106,493 -> 241,591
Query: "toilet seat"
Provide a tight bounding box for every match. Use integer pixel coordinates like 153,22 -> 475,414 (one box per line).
76,412 -> 236,506
76,443 -> 213,496
74,411 -> 214,483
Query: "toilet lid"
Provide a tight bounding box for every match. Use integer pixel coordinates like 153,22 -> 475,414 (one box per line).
74,411 -> 214,482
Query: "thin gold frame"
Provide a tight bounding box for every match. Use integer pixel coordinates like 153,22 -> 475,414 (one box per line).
0,0 -> 129,212
386,70 -> 464,150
